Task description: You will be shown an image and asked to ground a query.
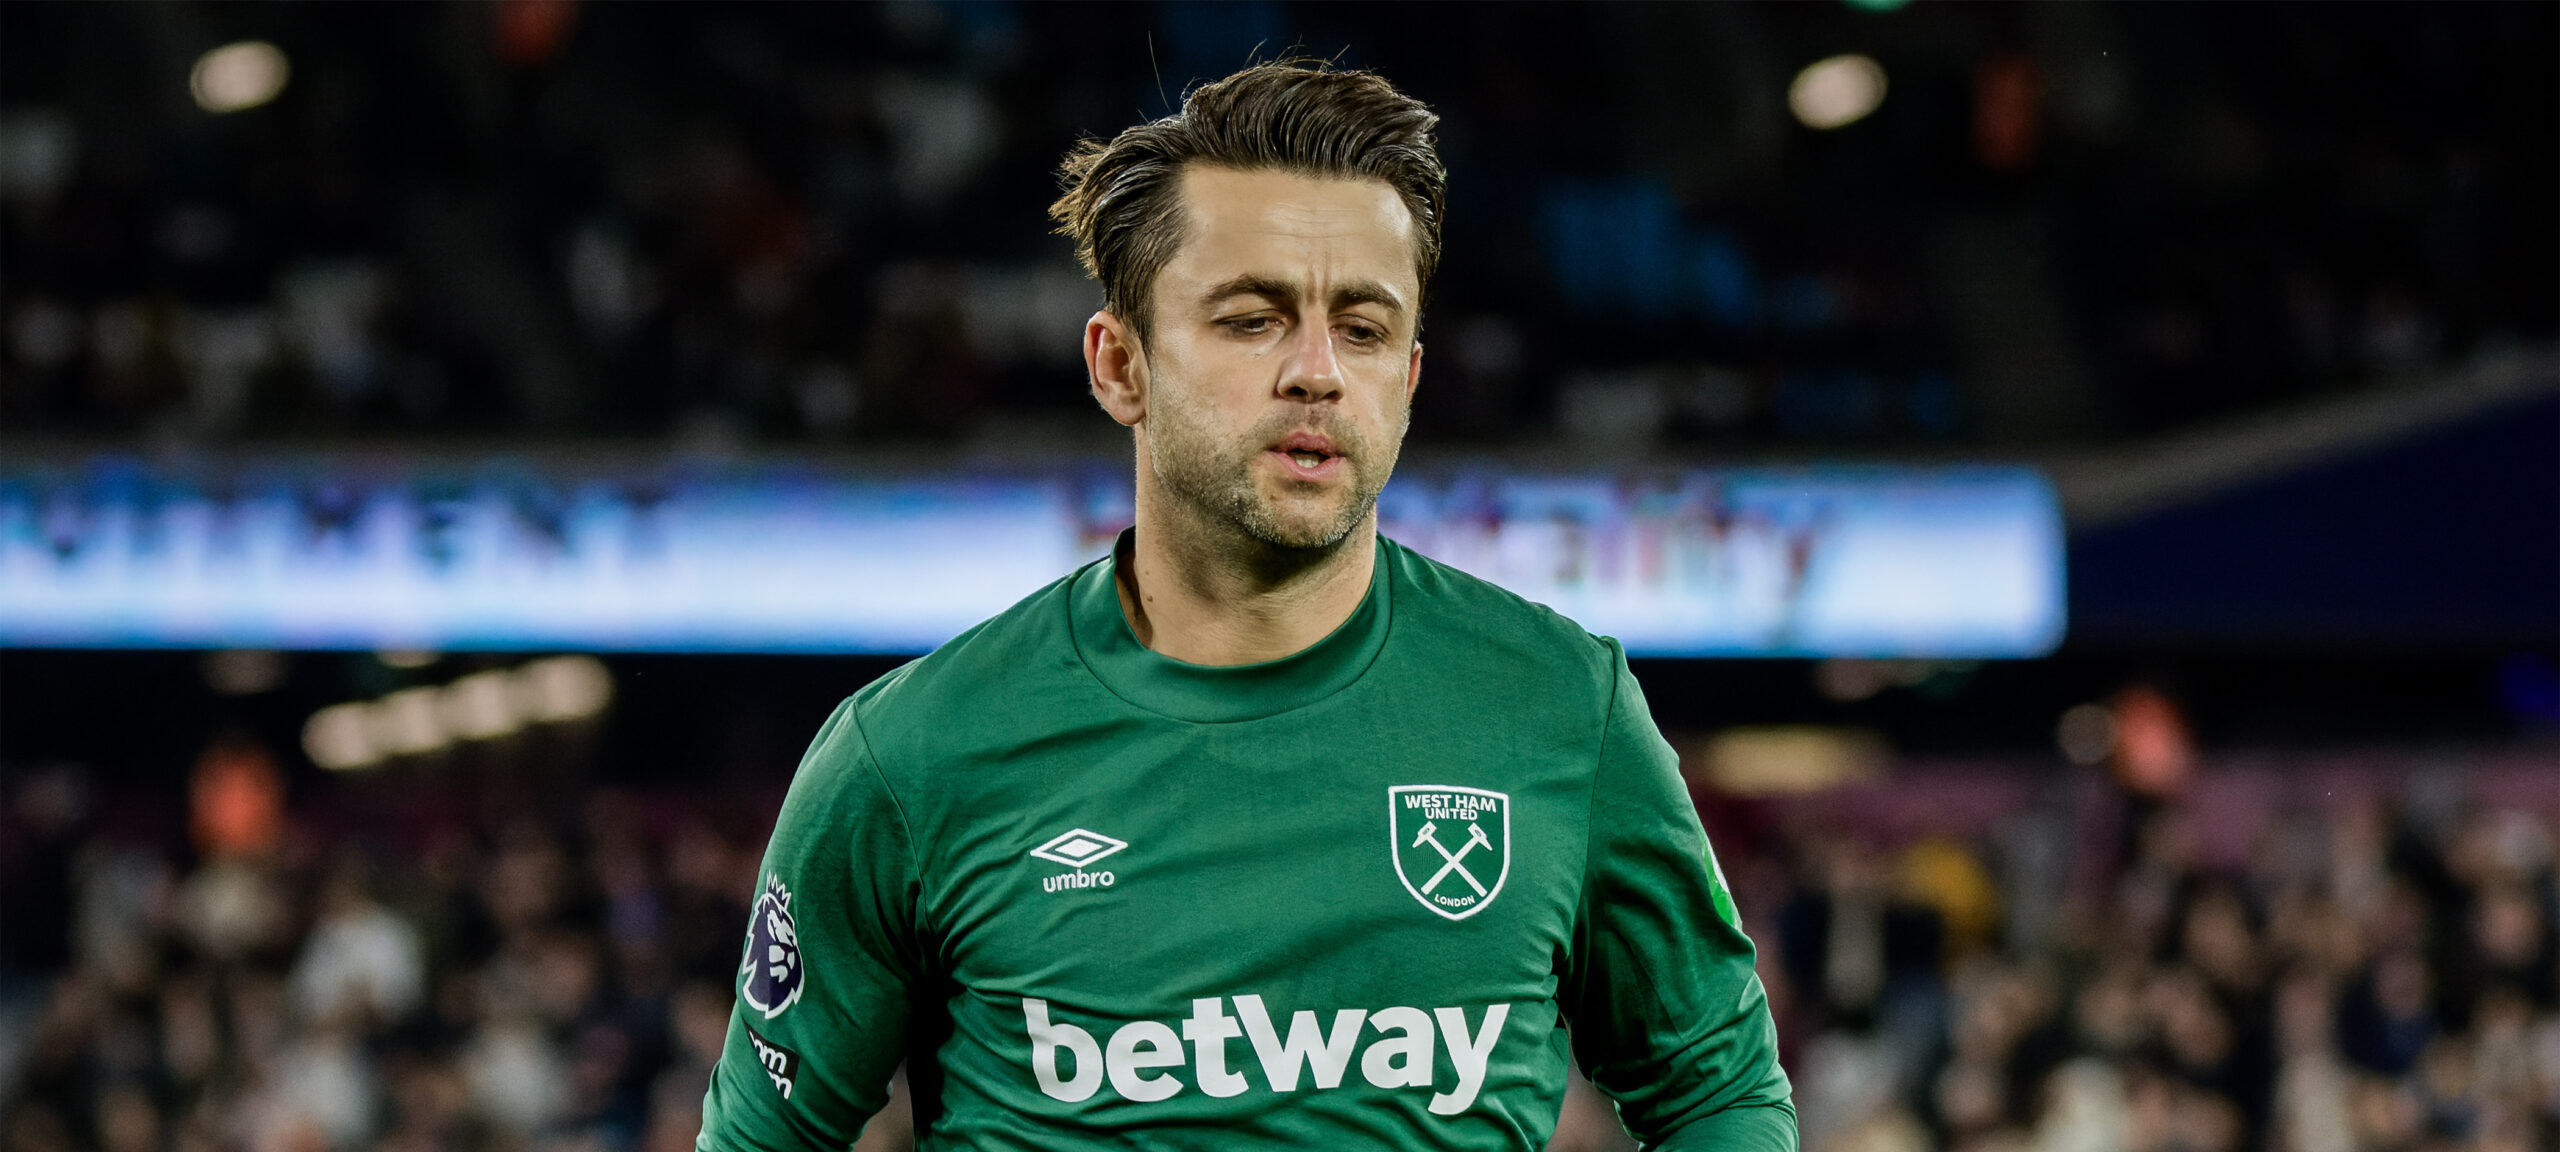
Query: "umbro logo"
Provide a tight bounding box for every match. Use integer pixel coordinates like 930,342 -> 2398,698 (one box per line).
1032,828 -> 1125,893
1031,828 -> 1126,868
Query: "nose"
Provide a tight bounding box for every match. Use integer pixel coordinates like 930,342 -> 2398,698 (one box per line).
1277,312 -> 1345,403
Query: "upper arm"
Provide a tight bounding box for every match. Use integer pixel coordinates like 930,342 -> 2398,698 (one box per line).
1560,645 -> 1795,1150
699,699 -> 926,1151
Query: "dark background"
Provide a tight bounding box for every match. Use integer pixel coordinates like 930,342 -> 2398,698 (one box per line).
2,4 -> 2554,1152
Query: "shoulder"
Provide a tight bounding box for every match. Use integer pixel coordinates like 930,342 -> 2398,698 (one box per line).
826,560 -> 1096,769
1382,536 -> 1621,699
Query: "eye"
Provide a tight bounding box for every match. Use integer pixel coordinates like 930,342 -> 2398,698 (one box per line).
1338,321 -> 1387,346
1222,315 -> 1279,336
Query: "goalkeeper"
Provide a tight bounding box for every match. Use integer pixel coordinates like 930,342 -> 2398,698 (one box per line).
699,60 -> 1794,1151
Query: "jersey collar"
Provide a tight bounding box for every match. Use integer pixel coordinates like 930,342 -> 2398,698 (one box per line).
1069,528 -> 1393,723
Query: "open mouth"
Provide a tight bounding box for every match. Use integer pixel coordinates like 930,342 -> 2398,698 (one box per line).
1273,432 -> 1343,475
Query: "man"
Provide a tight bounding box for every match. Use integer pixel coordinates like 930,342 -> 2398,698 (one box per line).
698,62 -> 1794,1150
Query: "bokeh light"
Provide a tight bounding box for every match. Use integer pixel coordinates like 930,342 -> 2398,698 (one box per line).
189,41 -> 290,114
1790,53 -> 1888,130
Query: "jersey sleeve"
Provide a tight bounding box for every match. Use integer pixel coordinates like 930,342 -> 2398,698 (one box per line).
699,698 -> 925,1151
1560,643 -> 1796,1152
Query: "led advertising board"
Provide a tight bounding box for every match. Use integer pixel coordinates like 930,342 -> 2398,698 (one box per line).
0,457 -> 2063,656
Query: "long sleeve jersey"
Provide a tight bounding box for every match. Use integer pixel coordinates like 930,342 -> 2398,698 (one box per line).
699,532 -> 1794,1150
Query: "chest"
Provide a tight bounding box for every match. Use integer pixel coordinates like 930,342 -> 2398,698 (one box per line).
910,712 -> 1596,1009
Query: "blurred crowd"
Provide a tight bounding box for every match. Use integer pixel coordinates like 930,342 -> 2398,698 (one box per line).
5,735 -> 2554,1152
1727,763 -> 2560,1152
2,2 -> 2552,447
3,754 -> 774,1152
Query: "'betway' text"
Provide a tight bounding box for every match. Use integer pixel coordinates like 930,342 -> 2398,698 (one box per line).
1022,995 -> 1512,1115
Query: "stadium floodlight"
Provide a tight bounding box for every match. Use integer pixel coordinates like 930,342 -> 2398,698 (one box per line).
370,687 -> 449,757
441,670 -> 526,742
1790,54 -> 1888,131
190,41 -> 290,114
302,704 -> 379,772
518,656 -> 615,723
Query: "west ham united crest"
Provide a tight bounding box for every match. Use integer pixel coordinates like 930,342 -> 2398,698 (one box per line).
1389,785 -> 1511,921
740,873 -> 804,1019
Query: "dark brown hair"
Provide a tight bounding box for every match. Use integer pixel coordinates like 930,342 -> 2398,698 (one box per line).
1049,61 -> 1444,339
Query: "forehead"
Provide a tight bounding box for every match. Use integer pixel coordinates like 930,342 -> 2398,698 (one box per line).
1163,166 -> 1419,294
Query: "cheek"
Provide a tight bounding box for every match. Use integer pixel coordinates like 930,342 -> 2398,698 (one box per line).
1155,340 -> 1262,405
1366,361 -> 1418,419
1146,374 -> 1255,458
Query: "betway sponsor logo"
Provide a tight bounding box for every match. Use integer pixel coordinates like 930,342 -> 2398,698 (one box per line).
1021,995 -> 1512,1115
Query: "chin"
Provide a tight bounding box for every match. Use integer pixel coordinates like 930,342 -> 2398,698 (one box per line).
1258,524 -> 1355,551
1237,500 -> 1366,551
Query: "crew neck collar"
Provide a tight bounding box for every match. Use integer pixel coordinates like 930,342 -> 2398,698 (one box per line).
1069,529 -> 1393,723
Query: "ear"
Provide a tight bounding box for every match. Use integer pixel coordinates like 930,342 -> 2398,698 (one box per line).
1085,310 -> 1146,427
1406,341 -> 1424,401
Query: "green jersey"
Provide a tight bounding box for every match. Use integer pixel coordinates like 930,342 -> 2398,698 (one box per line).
699,534 -> 1794,1151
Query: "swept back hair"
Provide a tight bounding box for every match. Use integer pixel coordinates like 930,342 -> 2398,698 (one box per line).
1049,60 -> 1444,340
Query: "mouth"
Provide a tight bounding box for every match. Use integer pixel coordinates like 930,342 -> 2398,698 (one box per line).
1269,432 -> 1345,478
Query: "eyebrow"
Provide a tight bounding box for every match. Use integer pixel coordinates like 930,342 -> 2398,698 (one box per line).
1200,274 -> 1408,318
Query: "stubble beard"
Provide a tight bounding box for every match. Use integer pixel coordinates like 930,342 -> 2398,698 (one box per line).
1143,376 -> 1407,554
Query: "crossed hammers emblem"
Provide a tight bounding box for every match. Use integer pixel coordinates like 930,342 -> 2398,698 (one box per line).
1410,819 -> 1492,897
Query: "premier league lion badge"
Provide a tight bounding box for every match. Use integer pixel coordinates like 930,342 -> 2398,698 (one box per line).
1390,785 -> 1512,921
740,873 -> 804,1019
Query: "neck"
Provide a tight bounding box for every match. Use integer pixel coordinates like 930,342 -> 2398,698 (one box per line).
1114,469 -> 1378,667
